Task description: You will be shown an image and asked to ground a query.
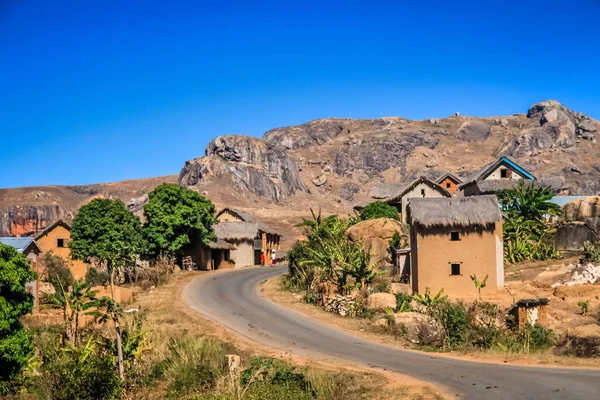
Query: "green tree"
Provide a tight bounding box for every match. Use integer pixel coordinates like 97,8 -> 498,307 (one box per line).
358,201 -> 400,221
70,198 -> 143,381
40,252 -> 75,292
142,183 -> 218,259
0,243 -> 36,394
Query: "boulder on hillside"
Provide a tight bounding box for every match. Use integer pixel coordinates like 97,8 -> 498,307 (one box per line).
312,175 -> 327,187
456,121 -> 491,142
365,292 -> 397,310
263,119 -> 346,150
178,135 -> 308,202
563,196 -> 600,221
346,218 -> 406,269
338,182 -> 360,201
555,223 -> 598,251
390,312 -> 444,346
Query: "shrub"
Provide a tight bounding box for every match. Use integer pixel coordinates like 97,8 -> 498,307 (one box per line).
33,336 -> 122,400
394,293 -> 412,312
578,300 -> 590,315
41,252 -> 75,291
359,202 -> 399,221
371,278 -> 389,294
428,300 -> 470,349
413,288 -> 447,307
582,241 -> 600,264
85,267 -> 110,287
241,357 -> 315,397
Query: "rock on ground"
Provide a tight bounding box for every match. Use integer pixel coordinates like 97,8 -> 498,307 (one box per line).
554,223 -> 598,251
389,283 -> 411,295
338,182 -> 360,202
346,218 -> 406,269
391,312 -> 444,346
456,121 -> 491,142
365,292 -> 397,310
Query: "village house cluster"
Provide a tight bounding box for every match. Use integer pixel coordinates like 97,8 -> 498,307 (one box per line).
358,156 -> 538,296
0,156 -> 543,301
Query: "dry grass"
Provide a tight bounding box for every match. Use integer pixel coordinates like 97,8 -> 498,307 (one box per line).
126,270 -> 447,399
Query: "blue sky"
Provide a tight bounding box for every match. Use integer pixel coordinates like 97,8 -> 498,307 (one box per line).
1,0 -> 599,188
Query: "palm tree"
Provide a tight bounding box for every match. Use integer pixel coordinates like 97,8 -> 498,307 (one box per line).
45,279 -> 99,346
497,180 -> 561,221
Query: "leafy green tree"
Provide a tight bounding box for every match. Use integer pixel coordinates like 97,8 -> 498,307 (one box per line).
358,201 -> 400,221
0,243 -> 36,394
142,183 -> 217,258
70,198 -> 143,380
40,252 -> 75,292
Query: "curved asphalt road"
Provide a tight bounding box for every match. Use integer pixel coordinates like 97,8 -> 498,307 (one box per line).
182,266 -> 600,399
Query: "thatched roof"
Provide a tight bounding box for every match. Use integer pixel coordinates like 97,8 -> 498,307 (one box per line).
435,172 -> 463,185
385,177 -> 452,203
407,195 -> 502,228
216,208 -> 279,235
208,238 -> 236,250
371,183 -> 405,199
213,222 -> 260,240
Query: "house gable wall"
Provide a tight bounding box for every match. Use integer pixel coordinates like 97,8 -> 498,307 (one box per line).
484,164 -> 529,181
439,177 -> 459,194
36,225 -> 87,280
399,182 -> 448,223
411,221 -> 503,296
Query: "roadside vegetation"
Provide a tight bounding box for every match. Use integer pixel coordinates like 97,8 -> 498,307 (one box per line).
1,185 -> 431,399
497,181 -> 561,264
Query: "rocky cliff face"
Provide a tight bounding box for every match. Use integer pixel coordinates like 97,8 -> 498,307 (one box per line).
0,205 -> 65,236
178,135 -> 308,201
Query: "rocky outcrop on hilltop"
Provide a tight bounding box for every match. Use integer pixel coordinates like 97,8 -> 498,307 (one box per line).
179,135 -> 308,201
263,119 -> 347,150
333,130 -> 440,178
0,204 -> 66,236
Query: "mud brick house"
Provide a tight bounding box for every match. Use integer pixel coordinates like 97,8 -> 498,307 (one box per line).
34,220 -> 87,280
435,172 -> 463,195
407,195 -> 504,297
458,156 -> 537,196
371,177 -> 452,223
213,208 -> 281,267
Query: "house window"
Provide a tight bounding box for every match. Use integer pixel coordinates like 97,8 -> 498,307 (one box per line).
500,168 -> 508,178
446,182 -> 451,188
420,189 -> 425,197
450,232 -> 460,241
451,263 -> 461,276
57,238 -> 65,248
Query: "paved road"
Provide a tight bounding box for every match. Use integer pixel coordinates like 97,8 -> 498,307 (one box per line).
182,266 -> 600,399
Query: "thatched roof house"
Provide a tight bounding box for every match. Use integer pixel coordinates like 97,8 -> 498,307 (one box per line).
407,195 -> 504,296
407,196 -> 502,228
213,208 -> 281,267
369,177 -> 452,223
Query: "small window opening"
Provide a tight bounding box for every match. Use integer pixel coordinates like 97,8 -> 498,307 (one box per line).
446,182 -> 451,188
500,168 -> 508,178
57,238 -> 65,248
450,232 -> 460,241
451,263 -> 461,276
420,189 -> 425,197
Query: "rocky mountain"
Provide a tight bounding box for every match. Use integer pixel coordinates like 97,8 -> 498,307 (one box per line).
1,100 -> 599,247
0,176 -> 177,236
179,135 -> 308,201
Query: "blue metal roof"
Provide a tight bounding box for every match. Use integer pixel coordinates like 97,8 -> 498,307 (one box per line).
0,237 -> 36,253
500,157 -> 536,181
